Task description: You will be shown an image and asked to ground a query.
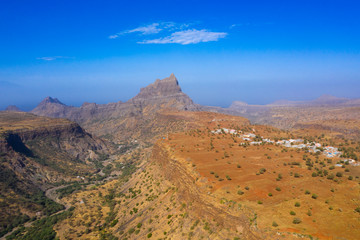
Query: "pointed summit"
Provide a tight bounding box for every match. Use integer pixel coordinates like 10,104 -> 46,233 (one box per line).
5,105 -> 22,112
167,73 -> 178,82
31,96 -> 70,118
40,96 -> 65,106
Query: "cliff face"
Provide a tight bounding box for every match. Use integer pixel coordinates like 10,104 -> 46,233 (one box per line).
0,112 -> 109,163
0,112 -> 112,236
129,73 -> 196,111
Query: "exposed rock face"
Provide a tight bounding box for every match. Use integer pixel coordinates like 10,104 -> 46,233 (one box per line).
0,112 -> 111,231
30,74 -> 200,140
132,73 -> 183,100
5,105 -> 22,112
129,73 -> 198,112
0,112 -> 109,167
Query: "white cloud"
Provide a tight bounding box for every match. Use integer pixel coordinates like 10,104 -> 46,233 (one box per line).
126,23 -> 162,35
138,29 -> 227,45
36,57 -> 57,61
108,22 -> 196,39
36,56 -> 73,61
109,22 -> 171,39
108,35 -> 119,39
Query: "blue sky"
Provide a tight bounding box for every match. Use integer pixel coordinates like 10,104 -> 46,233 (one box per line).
1,0 -> 360,110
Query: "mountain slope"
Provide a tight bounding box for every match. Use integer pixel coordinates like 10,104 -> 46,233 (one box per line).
0,112 -> 111,237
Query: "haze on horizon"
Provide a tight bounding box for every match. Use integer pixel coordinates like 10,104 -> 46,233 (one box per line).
1,0 -> 360,111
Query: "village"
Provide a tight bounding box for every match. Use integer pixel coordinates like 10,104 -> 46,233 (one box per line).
211,128 -> 360,166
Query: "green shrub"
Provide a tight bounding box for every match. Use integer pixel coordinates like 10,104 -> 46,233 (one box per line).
327,174 -> 334,180
110,219 -> 118,227
272,221 -> 278,227
295,202 -> 300,207
312,194 -> 318,199
290,211 -> 296,215
292,218 -> 302,224
355,207 -> 360,213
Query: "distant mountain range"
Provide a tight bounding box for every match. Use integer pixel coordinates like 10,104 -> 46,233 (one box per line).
26,74 -> 200,141
230,94 -> 360,108
4,73 -> 360,135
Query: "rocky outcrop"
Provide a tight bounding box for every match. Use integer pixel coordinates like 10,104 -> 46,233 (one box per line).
129,73 -> 197,111
0,112 -> 110,167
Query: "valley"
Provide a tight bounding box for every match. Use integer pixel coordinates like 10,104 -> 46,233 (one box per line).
1,75 -> 360,240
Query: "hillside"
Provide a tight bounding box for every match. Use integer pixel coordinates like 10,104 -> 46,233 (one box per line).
0,112 -> 111,237
35,111 -> 360,240
3,110 -> 360,239
150,122 -> 360,239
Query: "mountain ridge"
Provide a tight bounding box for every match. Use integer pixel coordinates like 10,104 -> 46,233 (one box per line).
25,74 -> 360,137
30,74 -> 200,140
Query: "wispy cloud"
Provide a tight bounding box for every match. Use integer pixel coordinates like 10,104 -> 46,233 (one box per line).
109,22 -> 178,39
36,56 -> 74,61
126,23 -> 163,35
139,29 -> 227,45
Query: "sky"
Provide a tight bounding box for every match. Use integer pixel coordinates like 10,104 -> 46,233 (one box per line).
1,0 -> 360,110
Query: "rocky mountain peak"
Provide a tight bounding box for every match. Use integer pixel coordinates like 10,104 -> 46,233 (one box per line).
40,96 -> 65,106
131,73 -> 183,101
5,105 -> 22,112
